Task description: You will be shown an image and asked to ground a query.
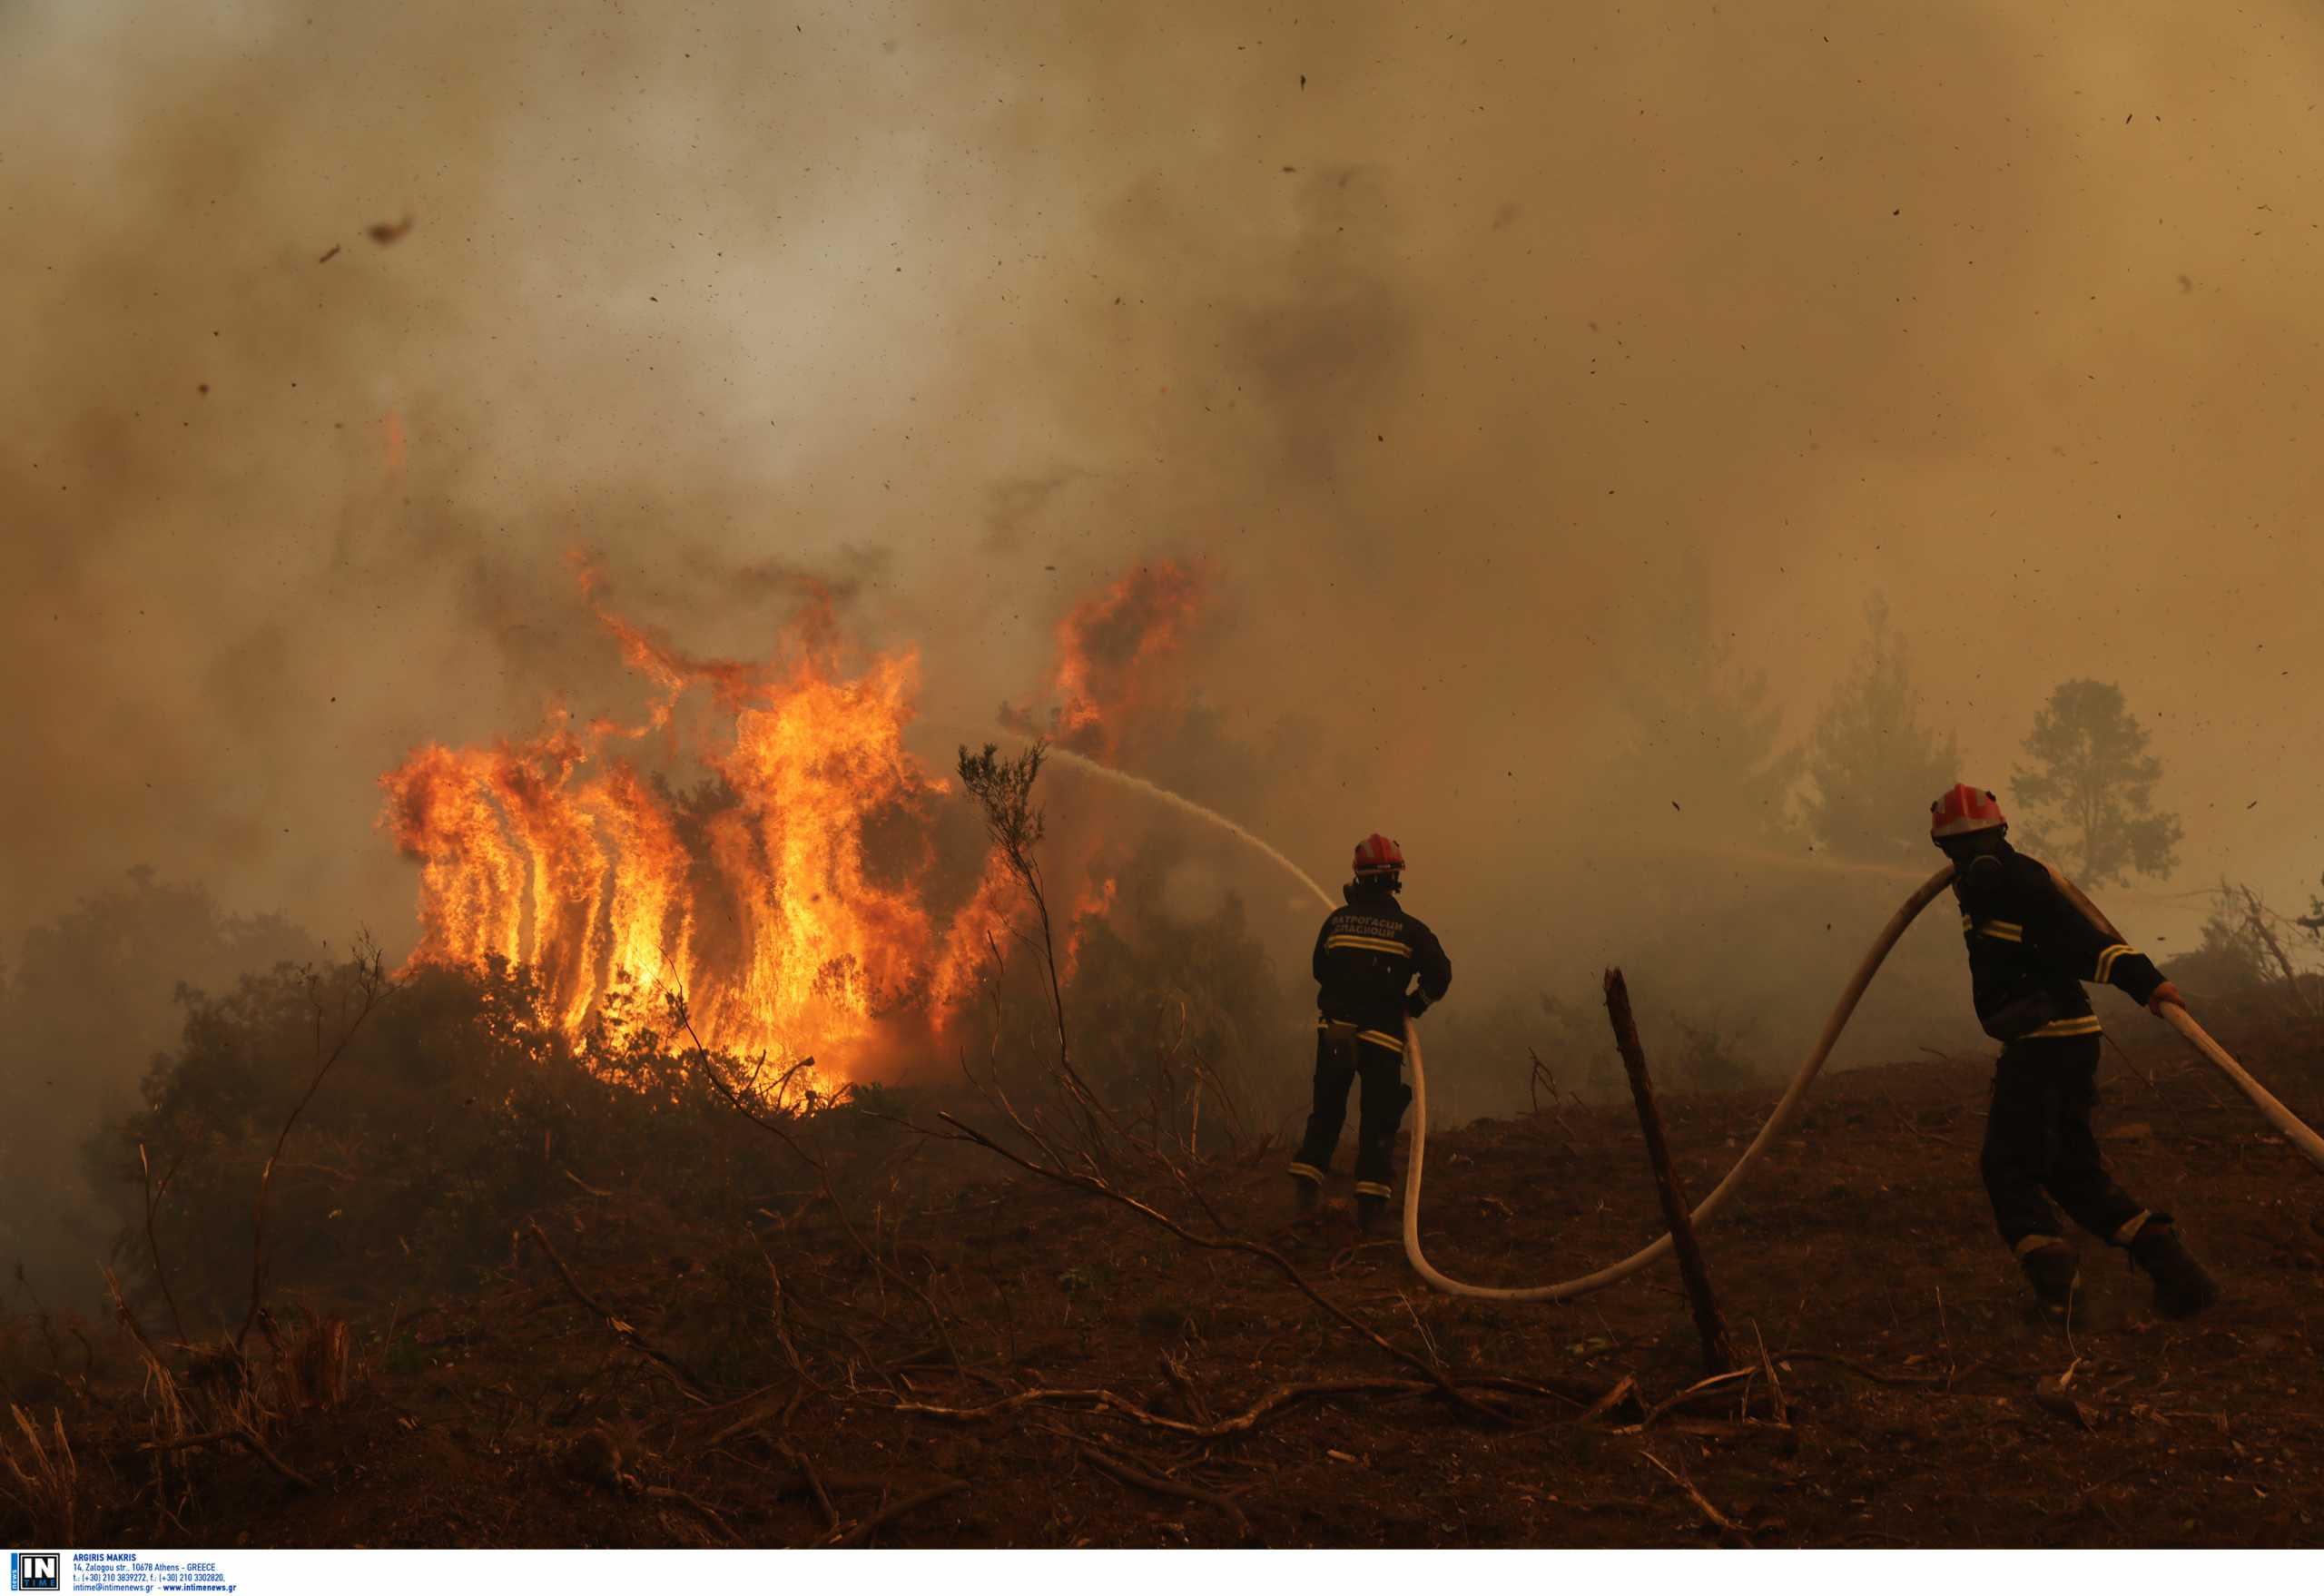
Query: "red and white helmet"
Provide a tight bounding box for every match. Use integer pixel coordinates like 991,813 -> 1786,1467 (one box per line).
1929,783 -> 2006,840
1353,832 -> 1405,878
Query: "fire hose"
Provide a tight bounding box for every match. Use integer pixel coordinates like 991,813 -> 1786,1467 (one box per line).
1396,864 -> 1955,1302
1047,752 -> 2324,1301
1396,862 -> 2324,1302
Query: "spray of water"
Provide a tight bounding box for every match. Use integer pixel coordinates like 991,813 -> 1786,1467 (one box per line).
1044,746 -> 1335,911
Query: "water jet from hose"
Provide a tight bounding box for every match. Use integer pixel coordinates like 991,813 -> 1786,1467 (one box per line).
1046,746 -> 1334,909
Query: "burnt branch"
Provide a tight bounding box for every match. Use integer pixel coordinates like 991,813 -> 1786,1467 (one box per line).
137,1144 -> 190,1346
932,1109 -> 1504,1421
237,937 -> 398,1348
525,1223 -> 716,1404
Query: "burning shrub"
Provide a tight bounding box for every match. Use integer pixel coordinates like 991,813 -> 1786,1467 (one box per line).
379,561 -> 1211,1101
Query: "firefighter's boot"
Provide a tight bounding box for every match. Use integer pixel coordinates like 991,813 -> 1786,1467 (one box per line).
1291,1176 -> 1319,1220
2128,1223 -> 2219,1319
1356,1194 -> 1389,1236
2014,1236 -> 2081,1320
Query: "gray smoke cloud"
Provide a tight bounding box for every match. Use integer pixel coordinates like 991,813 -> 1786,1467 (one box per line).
7,0 -> 2323,1087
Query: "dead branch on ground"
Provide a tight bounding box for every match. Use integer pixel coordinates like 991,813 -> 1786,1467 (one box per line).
1078,1444 -> 1256,1542
932,1110 -> 1503,1421
822,1477 -> 969,1547
525,1223 -> 715,1404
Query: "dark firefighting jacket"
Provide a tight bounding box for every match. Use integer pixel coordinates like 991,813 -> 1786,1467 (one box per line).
1312,882 -> 1452,1056
1953,846 -> 2166,1040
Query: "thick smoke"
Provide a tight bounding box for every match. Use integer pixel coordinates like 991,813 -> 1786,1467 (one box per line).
7,1 -> 2324,1128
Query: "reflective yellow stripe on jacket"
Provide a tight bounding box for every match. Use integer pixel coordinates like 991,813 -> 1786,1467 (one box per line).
1325,933 -> 1413,957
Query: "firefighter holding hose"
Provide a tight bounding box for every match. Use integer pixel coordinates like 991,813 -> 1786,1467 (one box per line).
1929,783 -> 2220,1319
1289,833 -> 1452,1234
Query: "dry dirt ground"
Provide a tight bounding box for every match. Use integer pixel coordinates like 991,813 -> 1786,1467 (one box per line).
10,1015 -> 2324,1549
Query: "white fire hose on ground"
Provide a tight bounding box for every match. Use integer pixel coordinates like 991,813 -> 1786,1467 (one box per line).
1048,753 -> 2324,1301
1396,862 -> 2324,1303
1397,864 -> 1951,1301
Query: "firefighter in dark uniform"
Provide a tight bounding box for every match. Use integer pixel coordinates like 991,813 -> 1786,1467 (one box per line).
1289,833 -> 1452,1233
1929,783 -> 2219,1319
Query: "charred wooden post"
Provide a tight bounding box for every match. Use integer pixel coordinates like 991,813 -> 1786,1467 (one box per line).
1602,968 -> 1737,1375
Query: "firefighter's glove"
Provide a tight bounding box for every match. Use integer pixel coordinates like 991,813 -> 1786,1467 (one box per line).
2146,980 -> 2186,1018
1404,990 -> 1432,1019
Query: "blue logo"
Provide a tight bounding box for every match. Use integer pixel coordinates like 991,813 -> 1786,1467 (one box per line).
9,1554 -> 59,1592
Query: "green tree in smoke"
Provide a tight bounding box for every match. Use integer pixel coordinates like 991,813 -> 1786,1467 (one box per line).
1607,635 -> 1804,851
2010,679 -> 2181,887
1801,596 -> 1960,862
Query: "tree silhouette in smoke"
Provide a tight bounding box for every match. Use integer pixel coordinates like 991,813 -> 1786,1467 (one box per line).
1801,596 -> 1960,862
1609,633 -> 1803,852
2011,678 -> 2181,888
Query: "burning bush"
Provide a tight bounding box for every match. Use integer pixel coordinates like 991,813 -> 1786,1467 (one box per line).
379,559 -> 1214,1095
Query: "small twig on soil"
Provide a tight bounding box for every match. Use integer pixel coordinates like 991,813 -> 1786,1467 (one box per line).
1773,1349 -> 1980,1388
933,1111 -> 1504,1421
1629,1368 -> 1755,1432
1639,1448 -> 1748,1542
561,1168 -> 615,1199
1078,1444 -> 1256,1542
1159,1350 -> 1212,1427
746,1228 -> 822,1394
780,1442 -> 841,1532
891,1376 -> 1492,1437
1575,1374 -> 1640,1424
524,1223 -> 715,1404
823,1478 -> 969,1548
671,1384 -> 792,1454
642,1483 -> 739,1544
1752,1322 -> 1788,1428
136,1427 -> 315,1492
1876,1088 -> 1958,1147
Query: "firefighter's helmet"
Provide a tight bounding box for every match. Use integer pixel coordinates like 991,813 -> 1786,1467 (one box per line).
1929,783 -> 2006,840
1353,832 -> 1405,878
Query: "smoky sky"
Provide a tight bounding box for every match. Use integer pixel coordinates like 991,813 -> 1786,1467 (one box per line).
7,0 -> 2324,1020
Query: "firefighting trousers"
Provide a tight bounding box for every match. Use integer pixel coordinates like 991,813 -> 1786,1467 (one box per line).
1980,1033 -> 2156,1249
1289,1026 -> 1413,1198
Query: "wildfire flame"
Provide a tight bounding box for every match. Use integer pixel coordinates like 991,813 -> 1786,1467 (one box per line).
1019,561 -> 1208,761
380,559 -> 1206,1088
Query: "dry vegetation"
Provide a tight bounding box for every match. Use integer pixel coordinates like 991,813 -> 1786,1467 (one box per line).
5,921 -> 2323,1548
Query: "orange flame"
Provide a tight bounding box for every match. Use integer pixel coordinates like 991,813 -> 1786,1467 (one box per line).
1062,875 -> 1119,982
382,595 -> 948,1085
380,563 -> 1212,1088
1020,560 -> 1207,760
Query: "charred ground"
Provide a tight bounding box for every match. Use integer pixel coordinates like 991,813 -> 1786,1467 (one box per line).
5,980 -> 2322,1550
